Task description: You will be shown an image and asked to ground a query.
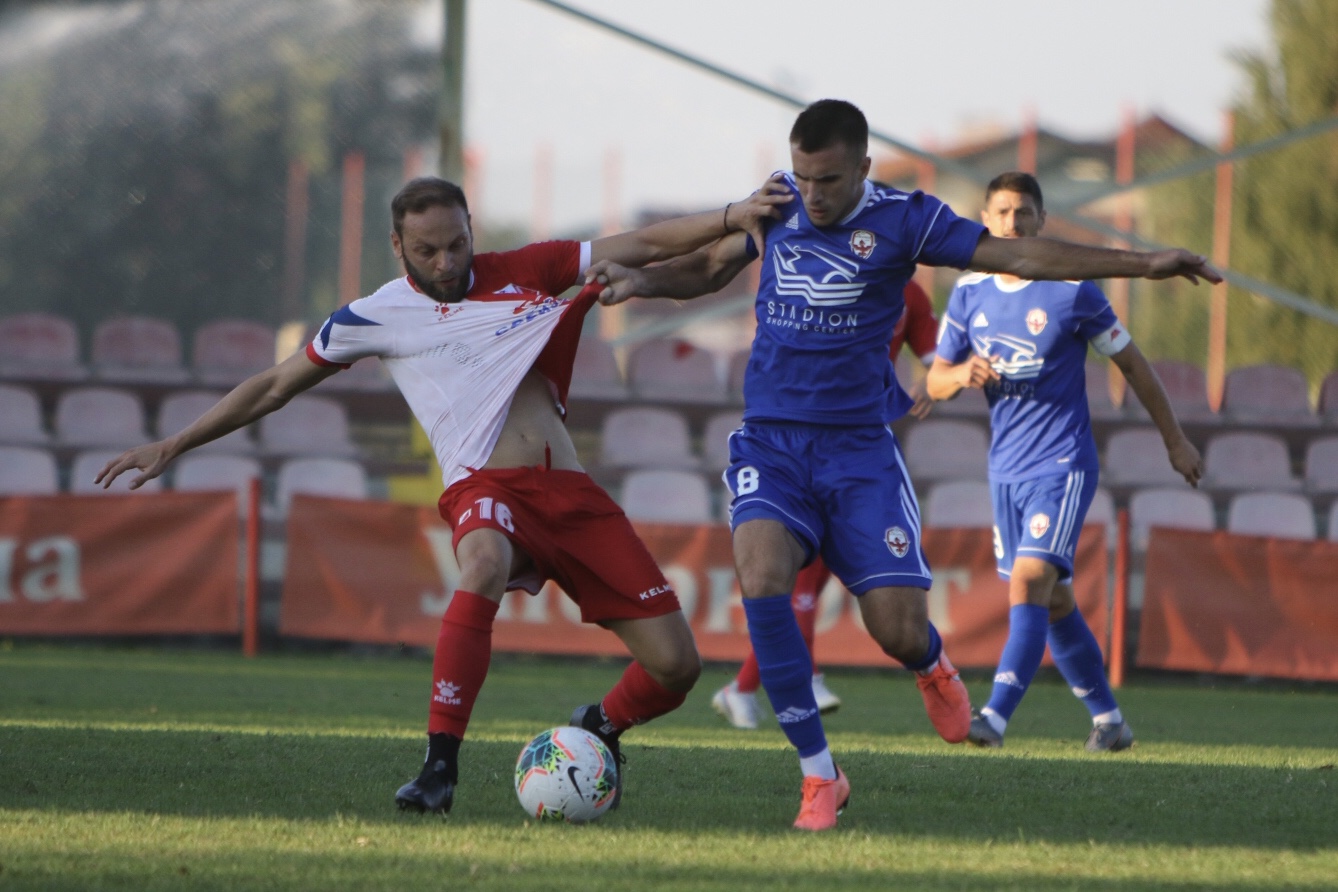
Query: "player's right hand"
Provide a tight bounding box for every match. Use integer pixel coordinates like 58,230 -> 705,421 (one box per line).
960,354 -> 1000,390
584,260 -> 644,306
731,173 -> 793,247
95,441 -> 173,490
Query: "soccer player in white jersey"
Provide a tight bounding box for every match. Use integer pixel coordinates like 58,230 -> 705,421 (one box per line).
95,175 -> 788,816
586,101 -> 1218,830
927,171 -> 1203,752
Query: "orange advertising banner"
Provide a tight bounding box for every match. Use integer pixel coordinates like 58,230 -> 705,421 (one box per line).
1138,528 -> 1338,682
279,495 -> 1108,669
0,492 -> 240,635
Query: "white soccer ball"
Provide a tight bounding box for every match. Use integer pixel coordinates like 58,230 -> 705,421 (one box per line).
514,726 -> 618,823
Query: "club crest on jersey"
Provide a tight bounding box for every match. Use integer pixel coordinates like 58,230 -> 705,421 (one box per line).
849,229 -> 876,259
1028,513 -> 1051,539
1026,308 -> 1048,335
885,526 -> 910,558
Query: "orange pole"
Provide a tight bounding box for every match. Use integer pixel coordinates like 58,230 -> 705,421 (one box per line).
1017,107 -> 1037,174
1207,111 -> 1235,411
1109,508 -> 1130,688
338,151 -> 365,307
243,477 -> 261,657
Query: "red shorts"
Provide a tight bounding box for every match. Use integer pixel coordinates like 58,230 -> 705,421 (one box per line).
438,466 -> 680,624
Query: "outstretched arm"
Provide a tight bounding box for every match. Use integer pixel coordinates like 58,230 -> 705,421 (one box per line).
1109,342 -> 1203,487
589,174 -> 790,268
968,234 -> 1222,285
96,351 -> 338,490
585,230 -> 756,306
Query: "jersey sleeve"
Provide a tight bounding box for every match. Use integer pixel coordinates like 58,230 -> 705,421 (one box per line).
935,285 -> 973,363
491,240 -> 584,295
1074,280 -> 1132,356
901,279 -> 941,362
904,191 -> 987,269
306,302 -> 388,368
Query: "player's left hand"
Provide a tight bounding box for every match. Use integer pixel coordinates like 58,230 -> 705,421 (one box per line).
1167,435 -> 1203,488
1145,249 -> 1223,285
729,173 -> 793,248
585,260 -> 644,306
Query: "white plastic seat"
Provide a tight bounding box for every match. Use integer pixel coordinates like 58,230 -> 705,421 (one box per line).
69,449 -> 163,494
0,384 -> 49,444
627,338 -> 725,403
598,406 -> 698,471
1201,432 -> 1300,492
1303,437 -> 1338,495
923,480 -> 994,529
701,410 -> 744,473
1226,491 -> 1316,540
620,469 -> 713,523
191,318 -> 276,386
1085,360 -> 1122,420
272,457 -> 368,517
1222,364 -> 1316,426
725,348 -> 750,403
568,337 -> 627,401
904,419 -> 989,482
0,312 -> 87,380
1319,372 -> 1338,422
157,391 -> 256,454
0,446 -> 59,495
1127,359 -> 1216,423
258,395 -> 356,456
173,454 -> 262,515
1328,502 -> 1338,542
54,387 -> 151,448
1103,427 -> 1193,489
1128,487 -> 1215,552
1085,486 -> 1117,549
91,315 -> 190,383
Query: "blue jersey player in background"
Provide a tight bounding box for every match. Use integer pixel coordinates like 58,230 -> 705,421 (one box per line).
928,171 -> 1203,752
587,102 -> 1219,831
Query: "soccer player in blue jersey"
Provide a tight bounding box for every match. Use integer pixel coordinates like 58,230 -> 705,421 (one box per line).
586,101 -> 1218,830
927,171 -> 1204,752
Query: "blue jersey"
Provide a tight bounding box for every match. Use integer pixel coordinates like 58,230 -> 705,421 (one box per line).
741,176 -> 984,426
937,274 -> 1131,482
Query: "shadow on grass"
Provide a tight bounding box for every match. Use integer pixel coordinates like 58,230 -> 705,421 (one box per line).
1,725 -> 1332,851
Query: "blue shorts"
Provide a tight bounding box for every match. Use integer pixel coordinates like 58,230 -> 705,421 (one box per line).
724,421 -> 931,595
990,470 -> 1098,584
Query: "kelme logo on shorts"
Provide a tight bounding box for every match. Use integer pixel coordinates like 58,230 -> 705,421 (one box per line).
885,526 -> 910,558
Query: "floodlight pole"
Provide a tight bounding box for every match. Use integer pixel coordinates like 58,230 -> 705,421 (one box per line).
440,0 -> 467,184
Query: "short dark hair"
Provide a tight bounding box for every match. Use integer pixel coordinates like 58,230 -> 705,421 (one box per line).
790,99 -> 868,157
391,177 -> 469,235
985,171 -> 1044,210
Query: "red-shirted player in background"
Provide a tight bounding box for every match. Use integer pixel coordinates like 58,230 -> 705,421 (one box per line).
711,278 -> 941,728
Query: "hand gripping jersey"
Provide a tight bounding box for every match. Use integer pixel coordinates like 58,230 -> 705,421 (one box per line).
306,241 -> 592,488
936,273 -> 1132,482
741,175 -> 984,425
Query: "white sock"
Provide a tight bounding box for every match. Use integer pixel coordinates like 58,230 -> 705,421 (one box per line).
1093,708 -> 1123,726
799,749 -> 837,780
981,707 -> 1008,735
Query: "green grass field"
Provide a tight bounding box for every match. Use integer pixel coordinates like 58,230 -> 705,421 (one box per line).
1,643 -> 1335,891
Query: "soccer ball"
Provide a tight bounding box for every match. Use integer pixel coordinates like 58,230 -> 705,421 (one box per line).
514,726 -> 618,823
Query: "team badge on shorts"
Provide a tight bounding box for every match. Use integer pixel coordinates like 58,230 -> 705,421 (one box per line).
885,526 -> 910,558
850,229 -> 876,259
1026,308 -> 1048,335
1028,513 -> 1051,539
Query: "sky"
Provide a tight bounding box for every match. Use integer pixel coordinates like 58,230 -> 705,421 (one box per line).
446,0 -> 1272,235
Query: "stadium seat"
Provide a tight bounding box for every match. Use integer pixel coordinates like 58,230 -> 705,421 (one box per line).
1226,491 -> 1316,540
157,391 -> 256,454
0,446 -> 59,495
725,348 -> 750,403
258,395 -> 357,457
173,454 -> 262,514
1318,372 -> 1338,422
904,419 -> 989,482
620,469 -> 713,523
932,382 -> 989,418
1222,364 -> 1316,427
272,457 -> 368,518
91,315 -> 190,383
191,318 -> 276,386
1086,486 -> 1117,549
1103,427 -> 1195,490
1127,359 -> 1216,423
54,387 -> 151,448
924,480 -> 993,529
598,406 -> 699,471
701,410 -> 743,474
0,384 -> 50,444
0,312 -> 88,381
626,338 -> 725,404
1128,487 -> 1215,552
568,337 -> 628,401
69,449 -> 164,494
1303,437 -> 1338,495
1201,431 -> 1300,493
1085,360 -> 1123,421
1328,502 -> 1338,542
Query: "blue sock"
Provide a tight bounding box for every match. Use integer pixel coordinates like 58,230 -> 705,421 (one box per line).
743,594 -> 827,758
1047,607 -> 1119,718
902,622 -> 943,673
985,604 -> 1049,722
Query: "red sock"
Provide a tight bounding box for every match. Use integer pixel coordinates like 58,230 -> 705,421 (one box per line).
426,590 -> 499,738
793,560 -> 828,671
600,661 -> 686,730
736,651 -> 761,693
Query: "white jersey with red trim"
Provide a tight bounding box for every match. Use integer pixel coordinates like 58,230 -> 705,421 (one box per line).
306,240 -> 594,487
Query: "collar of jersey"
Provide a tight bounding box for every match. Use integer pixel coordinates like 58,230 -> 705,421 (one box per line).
835,180 -> 875,227
991,274 -> 1034,293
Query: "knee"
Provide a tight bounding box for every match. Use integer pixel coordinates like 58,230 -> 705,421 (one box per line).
736,558 -> 793,600
871,618 -> 929,664
645,645 -> 701,693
